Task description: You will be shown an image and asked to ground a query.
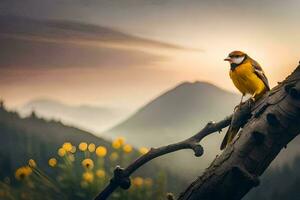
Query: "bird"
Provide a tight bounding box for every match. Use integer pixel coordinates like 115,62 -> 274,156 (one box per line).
220,50 -> 270,150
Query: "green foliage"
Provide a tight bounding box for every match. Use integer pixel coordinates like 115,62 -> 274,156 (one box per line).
0,106 -> 184,200
0,141 -> 164,200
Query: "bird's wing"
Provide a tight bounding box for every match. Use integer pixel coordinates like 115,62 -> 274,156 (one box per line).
250,58 -> 270,90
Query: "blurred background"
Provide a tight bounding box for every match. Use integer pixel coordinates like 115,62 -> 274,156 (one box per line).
1,0 -> 300,199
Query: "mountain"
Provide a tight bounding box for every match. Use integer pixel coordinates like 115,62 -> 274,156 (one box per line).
18,99 -> 129,133
0,104 -> 111,177
104,81 -> 241,178
105,81 -> 240,146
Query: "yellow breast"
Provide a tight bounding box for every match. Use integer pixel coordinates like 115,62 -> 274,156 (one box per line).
230,62 -> 266,97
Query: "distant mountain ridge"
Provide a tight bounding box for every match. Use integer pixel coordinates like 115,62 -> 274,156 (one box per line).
19,99 -> 130,133
0,104 -> 111,177
103,81 -> 240,178
104,81 -> 240,146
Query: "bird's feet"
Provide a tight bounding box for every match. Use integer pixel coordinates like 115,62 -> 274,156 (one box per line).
234,98 -> 255,111
234,102 -> 244,111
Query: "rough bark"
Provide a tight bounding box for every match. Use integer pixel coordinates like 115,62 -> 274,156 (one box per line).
178,63 -> 300,200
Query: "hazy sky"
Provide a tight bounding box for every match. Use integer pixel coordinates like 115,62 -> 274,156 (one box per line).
1,0 -> 299,110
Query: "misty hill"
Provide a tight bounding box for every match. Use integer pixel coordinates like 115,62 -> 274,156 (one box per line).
0,104 -> 111,178
105,81 -> 240,147
104,81 -> 240,178
19,99 -> 129,133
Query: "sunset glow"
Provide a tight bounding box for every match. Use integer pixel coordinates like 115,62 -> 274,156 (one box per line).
1,0 -> 299,110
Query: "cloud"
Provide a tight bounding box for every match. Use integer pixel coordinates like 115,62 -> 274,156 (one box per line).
0,36 -> 165,70
0,15 -> 202,71
0,15 -> 200,51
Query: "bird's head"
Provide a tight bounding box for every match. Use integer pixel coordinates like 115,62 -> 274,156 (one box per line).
224,51 -> 247,66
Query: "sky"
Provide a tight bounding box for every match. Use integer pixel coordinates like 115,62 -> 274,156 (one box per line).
1,0 -> 300,111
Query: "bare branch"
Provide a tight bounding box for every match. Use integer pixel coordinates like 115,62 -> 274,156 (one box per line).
94,106 -> 247,200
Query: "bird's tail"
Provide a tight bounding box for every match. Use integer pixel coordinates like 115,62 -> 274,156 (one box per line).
220,126 -> 240,150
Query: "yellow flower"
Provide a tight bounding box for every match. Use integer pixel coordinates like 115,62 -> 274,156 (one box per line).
144,178 -> 153,187
81,158 -> 94,170
96,146 -> 107,157
82,171 -> 94,183
71,146 -> 76,153
58,148 -> 66,157
116,137 -> 125,145
112,137 -> 125,149
62,142 -> 73,152
96,169 -> 106,178
112,140 -> 121,149
48,158 -> 57,167
15,166 -> 32,180
133,177 -> 143,187
88,143 -> 96,152
123,144 -> 132,153
79,142 -> 88,151
139,147 -> 149,155
28,159 -> 36,168
109,152 -> 119,161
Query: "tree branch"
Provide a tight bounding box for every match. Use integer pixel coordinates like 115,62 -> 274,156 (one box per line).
95,62 -> 300,200
178,62 -> 300,200
94,105 -> 249,200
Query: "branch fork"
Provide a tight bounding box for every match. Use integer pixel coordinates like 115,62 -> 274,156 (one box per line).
95,99 -> 253,200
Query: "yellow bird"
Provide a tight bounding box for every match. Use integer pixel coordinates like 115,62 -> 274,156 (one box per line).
220,50 -> 270,150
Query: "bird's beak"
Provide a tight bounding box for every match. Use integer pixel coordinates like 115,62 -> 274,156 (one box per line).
224,56 -> 231,61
